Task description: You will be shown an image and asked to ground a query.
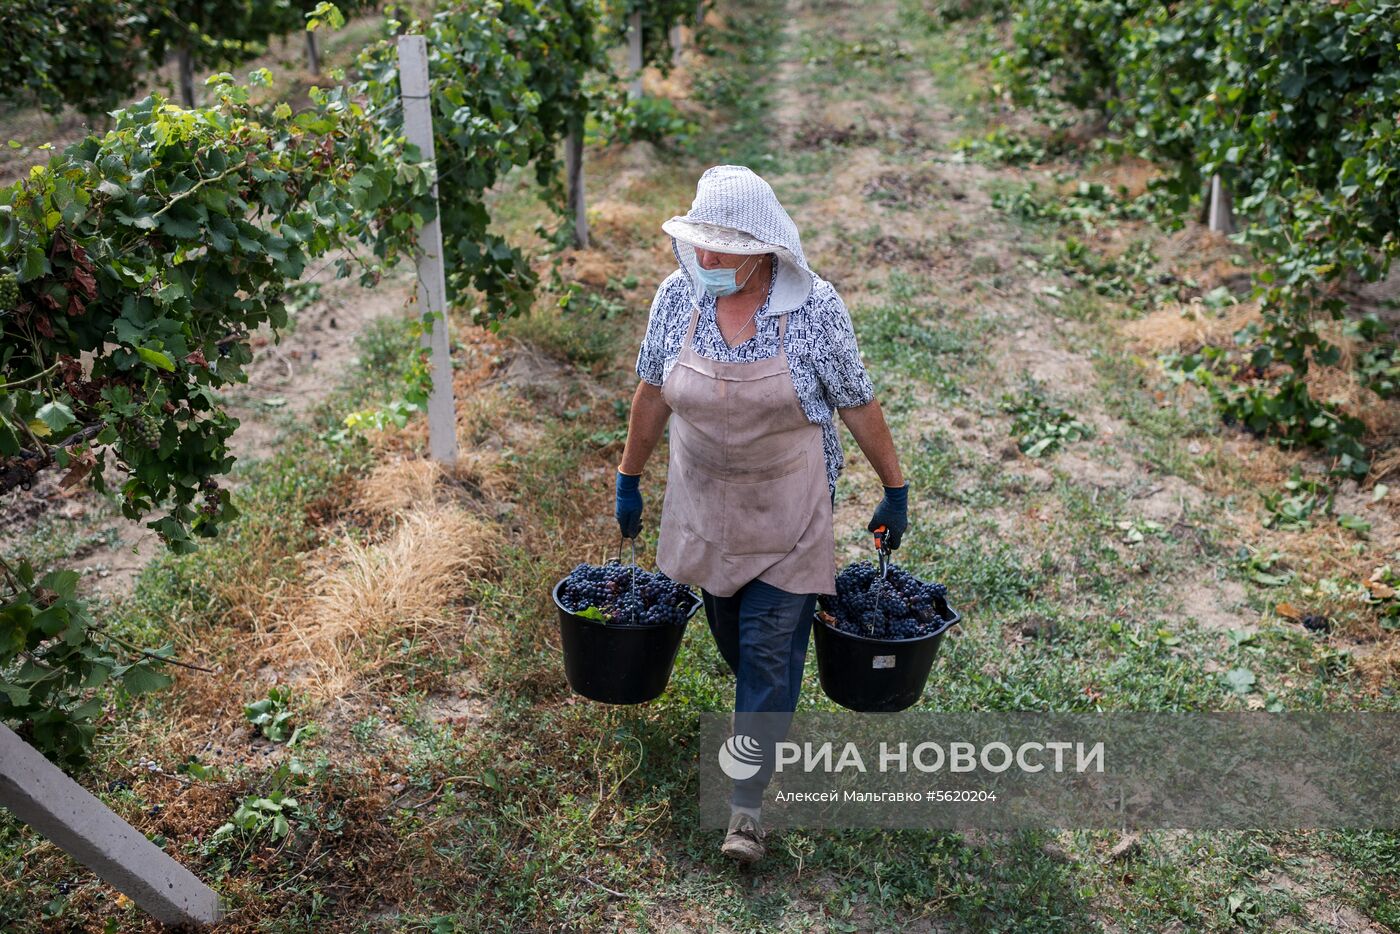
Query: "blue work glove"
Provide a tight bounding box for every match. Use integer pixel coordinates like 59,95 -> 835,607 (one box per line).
867,484 -> 908,550
616,469 -> 643,539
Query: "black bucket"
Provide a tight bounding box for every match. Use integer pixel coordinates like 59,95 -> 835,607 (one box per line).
553,577 -> 702,705
812,600 -> 961,712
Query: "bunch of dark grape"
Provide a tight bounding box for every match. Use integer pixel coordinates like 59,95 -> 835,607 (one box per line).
559,561 -> 696,626
199,477 -> 221,517
819,561 -> 950,640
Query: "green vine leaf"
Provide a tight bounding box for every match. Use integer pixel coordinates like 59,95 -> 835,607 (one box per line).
135,346 -> 176,372
35,401 -> 75,433
120,663 -> 174,695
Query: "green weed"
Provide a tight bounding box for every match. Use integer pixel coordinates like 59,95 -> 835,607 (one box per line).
1000,389 -> 1094,457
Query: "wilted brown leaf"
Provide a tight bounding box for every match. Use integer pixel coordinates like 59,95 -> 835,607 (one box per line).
58,449 -> 97,489
1365,580 -> 1396,600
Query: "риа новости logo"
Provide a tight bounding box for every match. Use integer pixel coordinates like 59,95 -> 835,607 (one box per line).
718,734 -> 763,780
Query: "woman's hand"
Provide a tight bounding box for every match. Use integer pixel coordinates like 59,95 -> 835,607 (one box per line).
616,469 -> 643,539
867,484 -> 908,550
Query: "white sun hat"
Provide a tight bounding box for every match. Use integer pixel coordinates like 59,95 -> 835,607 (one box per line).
660,219 -> 775,255
662,165 -> 815,315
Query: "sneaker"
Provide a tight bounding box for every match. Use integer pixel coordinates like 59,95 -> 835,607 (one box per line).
721,808 -> 766,864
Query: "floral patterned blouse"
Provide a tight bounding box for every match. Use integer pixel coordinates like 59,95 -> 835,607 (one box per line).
635,255 -> 876,499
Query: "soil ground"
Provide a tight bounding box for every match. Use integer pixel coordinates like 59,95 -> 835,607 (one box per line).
1,1 -> 1396,932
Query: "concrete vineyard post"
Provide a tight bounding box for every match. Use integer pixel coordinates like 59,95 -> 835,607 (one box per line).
0,724 -> 223,927
671,22 -> 683,66
398,35 -> 460,467
306,30 -> 320,74
629,10 -> 644,100
566,116 -> 588,249
177,46 -> 196,108
1208,174 -> 1235,235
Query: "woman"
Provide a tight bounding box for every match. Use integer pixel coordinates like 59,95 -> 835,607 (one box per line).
614,165 -> 907,863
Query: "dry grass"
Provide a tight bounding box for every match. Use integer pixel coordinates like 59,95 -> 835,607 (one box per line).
1082,154 -> 1161,200
175,469 -> 365,638
450,448 -> 516,502
1303,321 -> 1400,444
586,203 -> 654,251
561,247 -> 626,286
368,322 -> 528,503
1370,447 -> 1400,486
361,448 -> 515,514
1115,267 -> 1399,647
255,502 -> 495,698
646,59 -> 695,100
1119,223 -> 1400,452
1155,222 -> 1249,278
1355,640 -> 1400,689
1119,298 -> 1261,355
354,456 -> 443,524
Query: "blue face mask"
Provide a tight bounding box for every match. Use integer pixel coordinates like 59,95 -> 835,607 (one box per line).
697,254 -> 760,298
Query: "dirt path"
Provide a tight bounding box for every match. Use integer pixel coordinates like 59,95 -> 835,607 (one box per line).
773,0 -> 1390,646
678,0 -> 1395,926
768,0 -> 1254,621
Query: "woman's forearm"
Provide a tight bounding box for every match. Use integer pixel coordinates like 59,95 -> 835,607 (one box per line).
838,398 -> 904,488
619,380 -> 672,475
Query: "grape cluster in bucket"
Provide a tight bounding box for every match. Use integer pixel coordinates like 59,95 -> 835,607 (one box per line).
559,562 -> 695,626
820,561 -> 950,640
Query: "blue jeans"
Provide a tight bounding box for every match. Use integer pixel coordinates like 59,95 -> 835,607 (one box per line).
703,577 -> 819,809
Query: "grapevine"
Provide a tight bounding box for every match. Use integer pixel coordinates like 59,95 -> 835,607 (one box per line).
606,0 -> 701,74
0,72 -> 428,764
992,0 -> 1400,476
352,0 -> 605,325
1,0 -> 627,766
0,1 -> 378,118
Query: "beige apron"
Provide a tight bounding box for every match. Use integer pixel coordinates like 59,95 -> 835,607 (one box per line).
655,299 -> 836,598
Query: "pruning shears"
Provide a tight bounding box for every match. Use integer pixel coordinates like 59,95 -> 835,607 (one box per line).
871,524 -> 893,620
872,524 -> 891,581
